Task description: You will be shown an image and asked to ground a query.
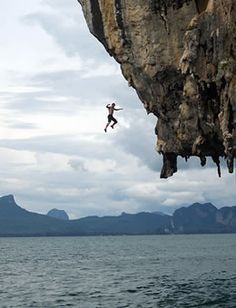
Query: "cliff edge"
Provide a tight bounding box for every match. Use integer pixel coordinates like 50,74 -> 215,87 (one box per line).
78,0 -> 236,177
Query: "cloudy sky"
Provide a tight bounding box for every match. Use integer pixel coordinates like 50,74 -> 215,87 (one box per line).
0,0 -> 235,219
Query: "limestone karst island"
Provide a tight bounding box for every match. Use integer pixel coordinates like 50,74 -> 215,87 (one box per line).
78,0 -> 236,178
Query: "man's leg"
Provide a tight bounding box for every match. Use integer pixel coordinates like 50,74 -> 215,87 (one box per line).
104,116 -> 112,132
111,118 -> 118,128
104,122 -> 110,132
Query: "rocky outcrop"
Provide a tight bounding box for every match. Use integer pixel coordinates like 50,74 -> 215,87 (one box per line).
78,0 -> 236,177
216,206 -> 236,228
47,208 -> 69,220
172,202 -> 236,233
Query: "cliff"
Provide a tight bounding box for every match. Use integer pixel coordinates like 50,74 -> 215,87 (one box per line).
78,0 -> 236,177
173,202 -> 236,233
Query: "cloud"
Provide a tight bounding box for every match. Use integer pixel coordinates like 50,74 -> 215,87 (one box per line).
0,0 -> 235,220
0,85 -> 48,94
6,121 -> 39,130
68,158 -> 117,173
23,0 -> 112,61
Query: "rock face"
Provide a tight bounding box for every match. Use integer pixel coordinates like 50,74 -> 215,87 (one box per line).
173,202 -> 236,233
78,0 -> 236,177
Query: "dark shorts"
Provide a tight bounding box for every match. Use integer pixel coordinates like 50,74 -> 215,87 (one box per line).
108,114 -> 117,123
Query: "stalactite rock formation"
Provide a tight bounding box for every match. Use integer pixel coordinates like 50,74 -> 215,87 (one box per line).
78,0 -> 236,178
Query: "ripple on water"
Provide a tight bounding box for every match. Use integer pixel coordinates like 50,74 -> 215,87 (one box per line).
0,234 -> 235,308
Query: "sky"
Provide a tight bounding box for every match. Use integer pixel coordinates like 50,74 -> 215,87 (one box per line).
0,0 -> 235,219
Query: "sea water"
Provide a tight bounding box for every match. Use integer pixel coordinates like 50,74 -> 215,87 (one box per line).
0,234 -> 235,307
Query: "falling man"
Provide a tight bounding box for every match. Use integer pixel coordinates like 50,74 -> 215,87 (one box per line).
104,102 -> 123,132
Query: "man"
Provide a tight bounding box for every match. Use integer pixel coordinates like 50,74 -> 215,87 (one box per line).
104,102 -> 123,132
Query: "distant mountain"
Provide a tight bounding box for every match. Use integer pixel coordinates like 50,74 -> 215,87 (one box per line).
71,211 -> 172,235
151,211 -> 167,216
173,202 -> 236,233
0,195 -> 235,236
47,209 -> 69,220
0,195 -> 74,236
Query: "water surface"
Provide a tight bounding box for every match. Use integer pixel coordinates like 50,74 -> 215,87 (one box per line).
0,234 -> 235,307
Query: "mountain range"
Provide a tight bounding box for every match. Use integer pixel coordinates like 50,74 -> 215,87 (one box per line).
0,195 -> 235,236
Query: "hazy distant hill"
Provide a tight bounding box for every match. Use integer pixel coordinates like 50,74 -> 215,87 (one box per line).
0,195 -> 235,236
0,195 -> 73,236
173,202 -> 236,233
47,208 -> 69,220
70,211 -> 172,235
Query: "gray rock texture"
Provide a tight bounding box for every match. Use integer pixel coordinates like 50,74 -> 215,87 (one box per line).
78,0 -> 236,177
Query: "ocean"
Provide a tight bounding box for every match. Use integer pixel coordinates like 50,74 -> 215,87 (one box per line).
0,234 -> 235,307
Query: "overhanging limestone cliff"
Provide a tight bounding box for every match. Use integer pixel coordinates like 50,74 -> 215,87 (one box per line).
78,0 -> 236,178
